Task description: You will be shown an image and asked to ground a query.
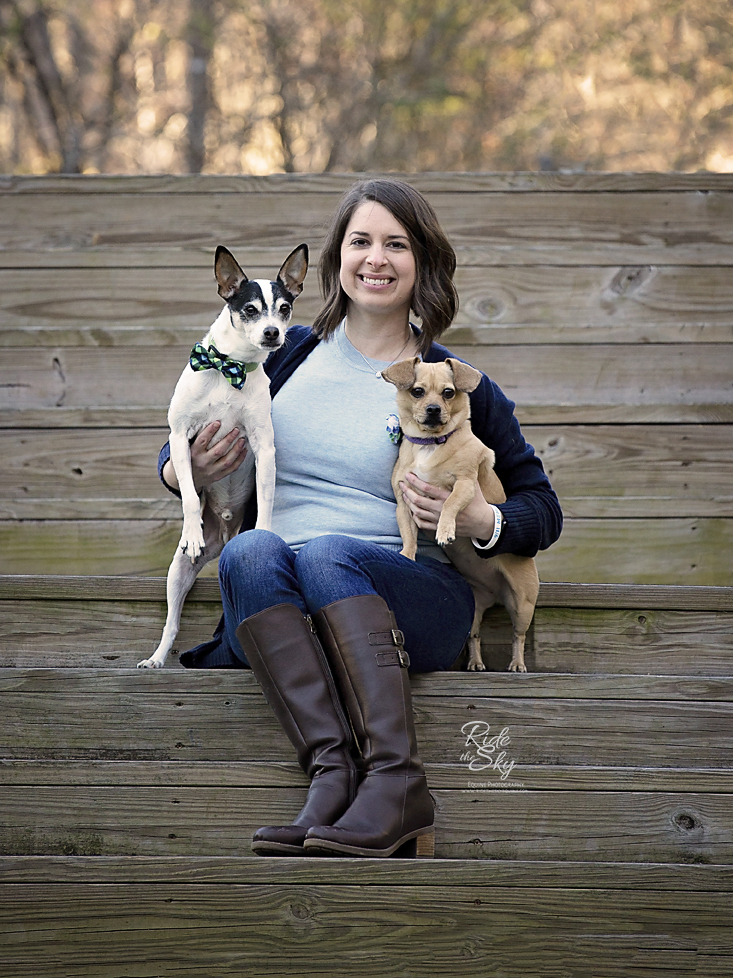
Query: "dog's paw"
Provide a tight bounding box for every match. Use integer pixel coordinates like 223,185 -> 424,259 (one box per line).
435,519 -> 456,548
180,529 -> 205,562
507,660 -> 528,673
466,659 -> 486,672
137,656 -> 163,669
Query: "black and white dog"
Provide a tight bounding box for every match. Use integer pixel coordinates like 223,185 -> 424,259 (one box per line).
137,244 -> 308,669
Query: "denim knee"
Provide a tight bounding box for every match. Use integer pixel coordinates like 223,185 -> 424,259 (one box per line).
219,529 -> 289,588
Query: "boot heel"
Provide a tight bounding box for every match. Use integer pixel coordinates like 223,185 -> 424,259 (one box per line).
416,829 -> 435,858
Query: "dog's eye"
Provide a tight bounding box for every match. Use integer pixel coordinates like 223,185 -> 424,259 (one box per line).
243,304 -> 259,317
410,387 -> 425,399
278,303 -> 291,317
443,388 -> 455,399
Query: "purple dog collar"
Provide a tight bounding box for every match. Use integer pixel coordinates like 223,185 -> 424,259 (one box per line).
403,428 -> 458,446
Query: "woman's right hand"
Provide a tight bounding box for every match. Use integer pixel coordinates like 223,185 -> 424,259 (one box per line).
163,421 -> 248,491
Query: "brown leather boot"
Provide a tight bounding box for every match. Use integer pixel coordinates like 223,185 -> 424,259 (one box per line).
303,594 -> 435,858
235,603 -> 358,855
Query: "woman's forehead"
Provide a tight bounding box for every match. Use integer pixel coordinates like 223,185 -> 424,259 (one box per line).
344,200 -> 410,239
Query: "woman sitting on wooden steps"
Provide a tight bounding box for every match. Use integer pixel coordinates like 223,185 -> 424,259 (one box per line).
158,179 -> 563,858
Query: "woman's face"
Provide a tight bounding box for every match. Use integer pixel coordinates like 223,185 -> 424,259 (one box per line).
339,201 -> 416,323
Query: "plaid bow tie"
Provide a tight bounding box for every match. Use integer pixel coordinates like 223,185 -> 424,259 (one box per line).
189,342 -> 259,390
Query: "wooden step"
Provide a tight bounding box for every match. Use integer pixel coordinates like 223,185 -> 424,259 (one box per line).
1,668 -> 731,864
2,576 -> 732,672
1,577 -> 731,975
1,857 -> 731,977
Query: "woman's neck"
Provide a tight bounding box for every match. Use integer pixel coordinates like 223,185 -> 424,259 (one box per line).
343,312 -> 418,361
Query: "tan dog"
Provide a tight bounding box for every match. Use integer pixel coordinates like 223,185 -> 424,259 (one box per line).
382,357 -> 539,672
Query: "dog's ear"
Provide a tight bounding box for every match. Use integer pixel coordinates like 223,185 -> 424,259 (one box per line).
278,243 -> 309,297
381,356 -> 421,389
215,246 -> 248,300
446,358 -> 483,393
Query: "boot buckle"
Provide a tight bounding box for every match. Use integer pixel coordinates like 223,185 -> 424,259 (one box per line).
398,649 -> 410,668
391,628 -> 405,648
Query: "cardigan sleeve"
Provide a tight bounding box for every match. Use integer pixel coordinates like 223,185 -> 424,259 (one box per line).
470,375 -> 562,559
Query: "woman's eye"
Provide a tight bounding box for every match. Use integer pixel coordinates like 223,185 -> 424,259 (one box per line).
411,387 -> 425,398
443,388 -> 455,399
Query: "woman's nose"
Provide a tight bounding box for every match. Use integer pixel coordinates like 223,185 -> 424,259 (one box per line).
366,244 -> 387,267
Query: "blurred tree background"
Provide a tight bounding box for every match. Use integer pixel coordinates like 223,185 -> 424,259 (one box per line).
1,0 -> 731,174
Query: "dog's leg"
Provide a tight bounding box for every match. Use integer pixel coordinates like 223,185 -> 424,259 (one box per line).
436,478 -> 476,547
499,558 -> 540,674
138,506 -> 225,669
466,598 -> 488,671
394,482 -> 420,560
170,431 -> 206,561
137,548 -> 204,669
247,421 -> 276,532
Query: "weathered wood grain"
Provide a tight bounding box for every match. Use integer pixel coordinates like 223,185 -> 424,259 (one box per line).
2,425 -> 730,520
1,674 -> 729,766
3,596 -> 732,672
2,576 -> 731,609
2,515 -> 730,582
3,266 -> 733,336
4,171 -> 733,193
2,344 -> 731,427
1,879 -> 730,978
2,667 -> 731,698
0,785 -> 730,862
2,759 -> 731,792
1,854 -> 731,888
2,190 -> 733,266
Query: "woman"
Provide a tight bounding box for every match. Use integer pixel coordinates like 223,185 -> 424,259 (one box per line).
158,179 -> 562,858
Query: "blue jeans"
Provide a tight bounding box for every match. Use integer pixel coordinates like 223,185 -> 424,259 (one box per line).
217,530 -> 475,673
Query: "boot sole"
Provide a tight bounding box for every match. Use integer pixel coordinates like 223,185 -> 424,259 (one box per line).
302,826 -> 434,859
251,840 -> 306,856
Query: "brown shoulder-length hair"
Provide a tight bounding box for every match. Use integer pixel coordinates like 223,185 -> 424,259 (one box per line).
311,179 -> 458,354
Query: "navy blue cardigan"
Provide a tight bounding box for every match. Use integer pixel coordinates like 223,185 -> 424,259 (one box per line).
158,325 -> 562,667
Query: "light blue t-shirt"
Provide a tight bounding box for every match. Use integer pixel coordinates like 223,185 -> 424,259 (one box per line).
270,324 -> 447,562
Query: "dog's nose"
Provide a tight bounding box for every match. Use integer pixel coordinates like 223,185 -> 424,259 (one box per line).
424,404 -> 443,425
263,327 -> 280,344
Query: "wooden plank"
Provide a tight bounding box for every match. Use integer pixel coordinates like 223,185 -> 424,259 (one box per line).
2,760 -> 732,793
0,881 -> 730,978
3,597 -> 732,673
1,668 -> 731,699
2,344 -> 732,427
531,517 -> 733,587
1,682 -> 729,765
0,429 -> 171,521
4,172 -> 733,193
2,424 -> 730,521
1,576 -> 731,610
528,424 -> 733,519
1,855 -> 731,889
2,191 -> 733,266
526,607 -> 733,676
0,786 -> 730,862
3,266 -> 733,338
1,515 -> 730,582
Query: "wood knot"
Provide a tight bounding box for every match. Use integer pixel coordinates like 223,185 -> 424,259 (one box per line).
674,813 -> 697,832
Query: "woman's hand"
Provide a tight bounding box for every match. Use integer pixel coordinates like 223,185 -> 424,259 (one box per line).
162,421 -> 248,492
398,472 -> 496,540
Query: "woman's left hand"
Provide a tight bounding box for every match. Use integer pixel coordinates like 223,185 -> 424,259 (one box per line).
398,472 -> 496,540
